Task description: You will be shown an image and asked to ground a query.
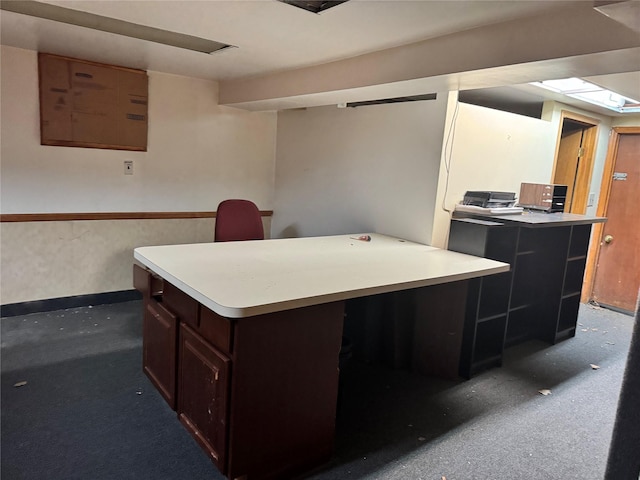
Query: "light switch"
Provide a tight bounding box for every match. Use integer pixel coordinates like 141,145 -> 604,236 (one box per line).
124,160 -> 133,175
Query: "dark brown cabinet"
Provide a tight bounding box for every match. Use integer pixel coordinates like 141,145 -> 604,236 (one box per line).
143,299 -> 178,409
135,263 -> 177,408
178,323 -> 230,472
448,214 -> 602,378
134,264 -> 345,480
136,263 -> 232,470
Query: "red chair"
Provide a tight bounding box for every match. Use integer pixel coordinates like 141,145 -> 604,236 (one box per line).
214,199 -> 265,242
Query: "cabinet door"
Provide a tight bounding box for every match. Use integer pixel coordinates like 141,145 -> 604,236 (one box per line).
178,324 -> 230,473
143,300 -> 177,409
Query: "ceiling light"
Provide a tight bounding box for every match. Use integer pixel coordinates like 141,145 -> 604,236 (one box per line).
531,78 -> 600,94
529,77 -> 640,113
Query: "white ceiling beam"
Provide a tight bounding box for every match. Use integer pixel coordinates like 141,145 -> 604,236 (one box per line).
219,4 -> 640,111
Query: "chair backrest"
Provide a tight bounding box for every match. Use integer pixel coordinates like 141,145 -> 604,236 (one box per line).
214,199 -> 265,242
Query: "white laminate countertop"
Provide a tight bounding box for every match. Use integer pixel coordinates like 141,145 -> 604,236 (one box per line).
134,234 -> 509,318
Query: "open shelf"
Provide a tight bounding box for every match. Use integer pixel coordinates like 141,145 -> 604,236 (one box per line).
554,326 -> 577,343
510,252 -> 538,309
478,272 -> 512,319
468,354 -> 503,377
473,316 -> 507,363
569,224 -> 592,258
478,312 -> 509,324
563,257 -> 587,296
448,215 -> 598,378
485,227 -> 518,263
459,313 -> 507,378
505,307 -> 533,347
558,294 -> 581,334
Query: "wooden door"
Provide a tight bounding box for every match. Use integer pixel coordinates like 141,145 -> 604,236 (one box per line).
592,133 -> 640,313
553,115 -> 598,214
554,128 -> 582,211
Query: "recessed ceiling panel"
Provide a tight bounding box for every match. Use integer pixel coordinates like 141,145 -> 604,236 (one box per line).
0,0 -> 233,54
277,1 -> 349,14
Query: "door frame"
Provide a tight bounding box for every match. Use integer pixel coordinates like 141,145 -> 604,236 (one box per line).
583,126 -> 640,302
550,110 -> 600,214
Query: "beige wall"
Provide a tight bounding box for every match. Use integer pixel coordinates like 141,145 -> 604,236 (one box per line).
612,115 -> 640,127
1,219 -> 208,304
272,98 -> 449,244
2,45 -> 638,305
0,46 -> 277,214
0,217 -> 271,305
0,45 -> 277,305
431,93 -> 556,247
430,95 -> 640,249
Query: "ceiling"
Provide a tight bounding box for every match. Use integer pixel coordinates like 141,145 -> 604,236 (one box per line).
1,0 -> 639,114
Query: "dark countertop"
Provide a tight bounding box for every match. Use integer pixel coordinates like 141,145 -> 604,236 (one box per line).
453,210 -> 607,227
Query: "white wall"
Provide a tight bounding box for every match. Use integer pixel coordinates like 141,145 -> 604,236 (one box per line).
0,46 -> 277,304
0,46 -> 276,213
612,115 -> 640,127
431,93 -> 557,247
431,97 -> 638,249
271,98 -> 449,244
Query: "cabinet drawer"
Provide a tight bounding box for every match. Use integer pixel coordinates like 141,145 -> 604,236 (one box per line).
143,299 -> 178,409
163,281 -> 199,328
199,306 -> 233,354
133,263 -> 163,298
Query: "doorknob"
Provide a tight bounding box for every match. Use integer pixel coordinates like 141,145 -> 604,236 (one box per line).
604,234 -> 614,244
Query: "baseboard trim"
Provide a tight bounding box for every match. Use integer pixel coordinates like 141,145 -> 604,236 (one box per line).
1,290 -> 142,318
597,303 -> 635,317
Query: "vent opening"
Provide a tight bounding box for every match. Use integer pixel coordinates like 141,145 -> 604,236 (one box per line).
346,93 -> 437,108
277,1 -> 349,14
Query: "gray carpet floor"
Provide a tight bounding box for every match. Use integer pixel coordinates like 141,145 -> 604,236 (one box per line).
1,301 -> 634,480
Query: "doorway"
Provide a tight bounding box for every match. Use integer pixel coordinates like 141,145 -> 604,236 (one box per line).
552,112 -> 599,214
589,128 -> 640,314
